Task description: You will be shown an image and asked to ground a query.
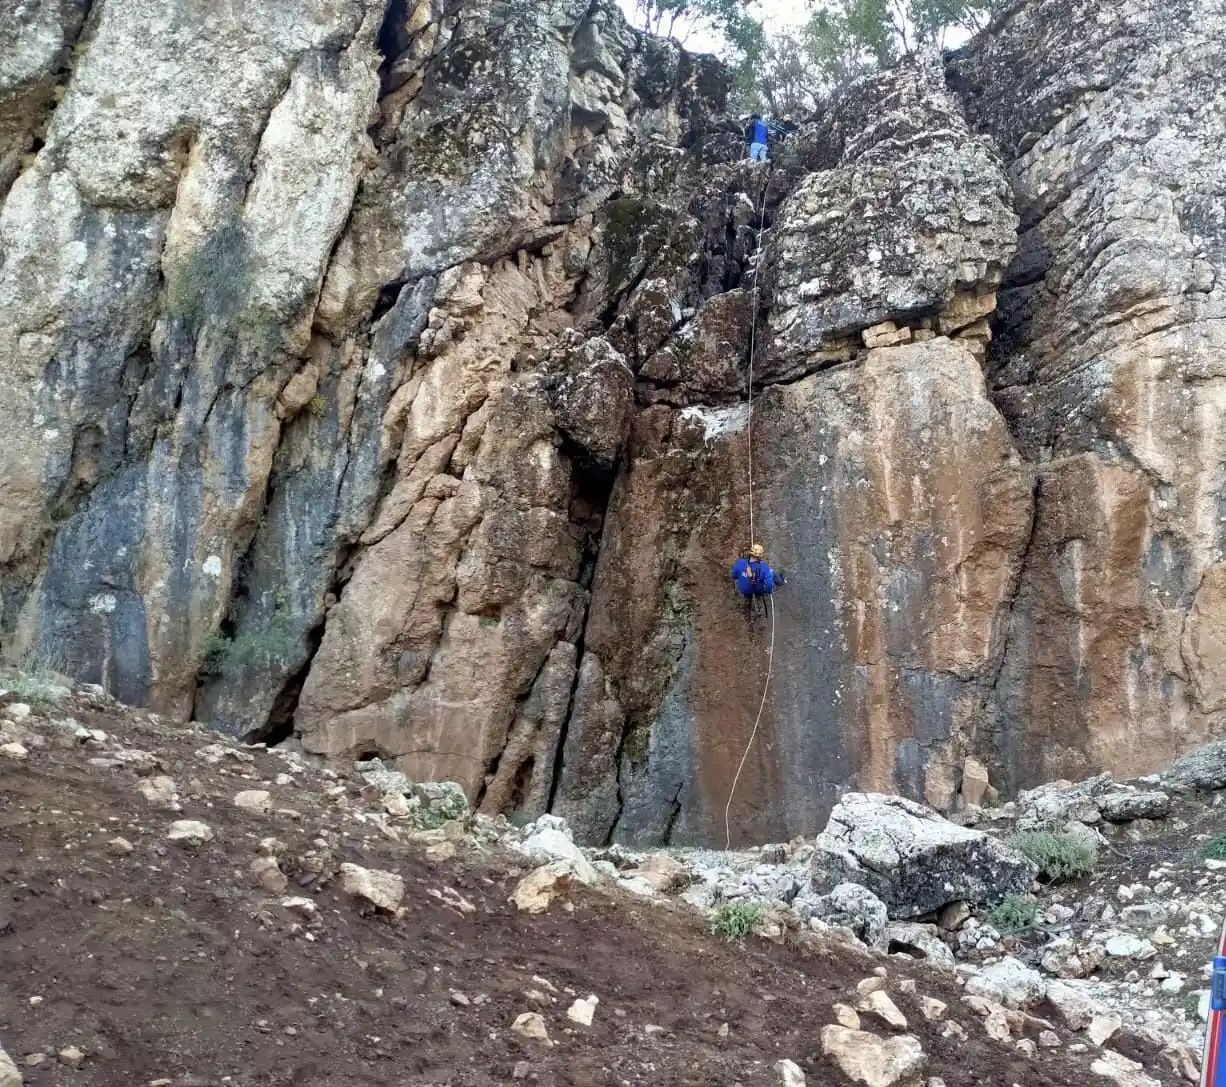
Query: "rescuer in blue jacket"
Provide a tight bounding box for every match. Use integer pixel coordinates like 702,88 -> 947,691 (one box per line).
731,543 -> 784,616
746,115 -> 770,161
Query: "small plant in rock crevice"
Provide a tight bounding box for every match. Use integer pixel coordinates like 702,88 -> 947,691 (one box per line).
1010,830 -> 1098,883
986,893 -> 1039,934
709,901 -> 764,943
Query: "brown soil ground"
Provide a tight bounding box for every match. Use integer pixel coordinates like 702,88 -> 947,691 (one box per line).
0,693 -> 1184,1086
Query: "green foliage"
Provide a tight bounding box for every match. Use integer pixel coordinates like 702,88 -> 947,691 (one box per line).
794,0 -> 1005,95
986,893 -> 1039,934
1011,831 -> 1098,883
203,610 -> 298,680
2,647 -> 73,707
1197,835 -> 1226,861
307,394 -> 328,418
709,900 -> 764,942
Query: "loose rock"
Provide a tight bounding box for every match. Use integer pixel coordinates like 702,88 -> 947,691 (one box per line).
338,863 -> 404,912
166,820 -> 213,846
820,1026 -> 926,1087
511,1012 -> 552,1046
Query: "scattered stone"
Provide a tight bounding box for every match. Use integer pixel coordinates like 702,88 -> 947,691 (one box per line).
511,862 -> 576,914
0,743 -> 28,761
1016,1038 -> 1037,1058
1091,1049 -> 1161,1087
518,821 -> 600,885
1088,1014 -> 1123,1046
280,897 -> 317,919
938,902 -> 972,932
138,776 -> 178,805
4,704 -> 31,721
804,883 -> 890,947
450,990 -> 471,1007
857,976 -> 888,996
250,856 -> 288,894
1045,981 -> 1110,1032
834,1004 -> 862,1029
886,922 -> 957,970
567,995 -> 598,1026
775,1058 -> 806,1087
1039,1031 -> 1061,1048
166,820 -> 213,846
107,837 -> 134,856
859,991 -> 908,1031
511,1012 -> 552,1046
961,758 -> 991,808
918,997 -> 946,1021
258,837 -> 285,857
234,790 -> 272,814
964,958 -> 1046,1010
1104,934 -> 1154,960
820,1026 -> 926,1087
58,1047 -> 84,1069
338,863 -> 404,912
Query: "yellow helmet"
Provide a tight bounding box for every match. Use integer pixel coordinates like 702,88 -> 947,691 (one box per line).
749,543 -> 766,559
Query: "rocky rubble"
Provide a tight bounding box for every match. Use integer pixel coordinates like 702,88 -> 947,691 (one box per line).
7,683 -> 1220,1084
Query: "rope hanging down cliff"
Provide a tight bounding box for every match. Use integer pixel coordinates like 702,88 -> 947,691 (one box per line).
724,171 -> 777,852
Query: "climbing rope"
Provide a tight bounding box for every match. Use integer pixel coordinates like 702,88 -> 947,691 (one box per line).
745,175 -> 769,548
723,167 -> 776,852
724,594 -> 776,851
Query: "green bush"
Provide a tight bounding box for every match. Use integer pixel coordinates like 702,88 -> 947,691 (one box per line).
203,611 -> 297,679
987,893 -> 1039,934
710,901 -> 764,943
1011,830 -> 1098,883
1197,835 -> 1226,861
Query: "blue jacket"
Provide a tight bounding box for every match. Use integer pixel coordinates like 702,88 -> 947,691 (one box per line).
731,557 -> 775,597
747,118 -> 769,146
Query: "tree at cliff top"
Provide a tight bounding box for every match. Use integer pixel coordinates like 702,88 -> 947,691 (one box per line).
626,0 -> 762,46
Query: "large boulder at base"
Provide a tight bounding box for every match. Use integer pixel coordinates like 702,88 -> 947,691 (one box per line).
810,793 -> 1037,918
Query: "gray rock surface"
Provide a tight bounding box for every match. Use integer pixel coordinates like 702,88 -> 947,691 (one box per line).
810,794 -> 1037,918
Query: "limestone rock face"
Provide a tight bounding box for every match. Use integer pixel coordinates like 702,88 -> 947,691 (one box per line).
949,0 -> 1226,793
3,0 -> 1223,847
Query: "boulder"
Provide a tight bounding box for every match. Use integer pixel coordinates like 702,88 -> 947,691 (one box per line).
820,1026 -> 926,1087
338,863 -> 404,912
810,794 -> 1037,918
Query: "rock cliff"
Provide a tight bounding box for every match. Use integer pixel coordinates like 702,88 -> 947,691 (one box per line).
1,0 -> 1223,846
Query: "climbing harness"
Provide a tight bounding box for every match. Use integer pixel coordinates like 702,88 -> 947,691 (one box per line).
723,167 -> 777,852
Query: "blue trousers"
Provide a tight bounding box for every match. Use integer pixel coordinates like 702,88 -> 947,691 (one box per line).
749,142 -> 767,161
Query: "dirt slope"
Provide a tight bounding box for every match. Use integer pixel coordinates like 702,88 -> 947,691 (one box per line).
0,690 -> 1181,1086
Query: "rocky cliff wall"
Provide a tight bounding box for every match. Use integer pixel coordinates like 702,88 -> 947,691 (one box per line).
2,0 -> 1223,847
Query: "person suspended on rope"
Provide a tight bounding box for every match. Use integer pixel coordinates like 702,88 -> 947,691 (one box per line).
745,114 -> 770,162
730,543 -> 782,599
